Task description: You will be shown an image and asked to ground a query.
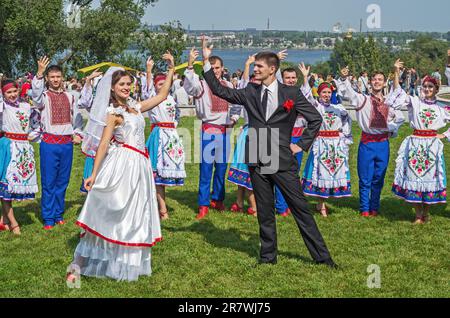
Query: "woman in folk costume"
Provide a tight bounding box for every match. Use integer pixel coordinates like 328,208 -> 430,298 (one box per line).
145,73 -> 186,220
298,63 -> 353,217
227,54 -> 259,216
390,59 -> 450,224
0,80 -> 40,235
66,52 -> 175,282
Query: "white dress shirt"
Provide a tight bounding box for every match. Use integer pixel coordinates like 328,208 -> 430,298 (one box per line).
261,79 -> 279,121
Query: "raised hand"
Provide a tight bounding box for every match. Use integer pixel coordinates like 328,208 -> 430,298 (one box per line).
87,68 -> 103,81
202,35 -> 213,61
146,56 -> 155,72
277,49 -> 288,61
162,51 -> 175,69
37,56 -> 50,77
245,54 -> 256,66
394,59 -> 404,73
340,66 -> 350,79
188,47 -> 199,67
298,62 -> 310,79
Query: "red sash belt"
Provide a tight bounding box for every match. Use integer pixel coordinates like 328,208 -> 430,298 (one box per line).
318,130 -> 340,138
4,132 -> 28,141
42,133 -> 72,144
361,132 -> 389,144
202,122 -> 230,134
151,122 -> 176,131
413,129 -> 437,137
122,144 -> 149,159
292,127 -> 304,137
112,137 -> 149,159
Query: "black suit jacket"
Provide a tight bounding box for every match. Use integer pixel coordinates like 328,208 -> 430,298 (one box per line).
203,67 -> 322,173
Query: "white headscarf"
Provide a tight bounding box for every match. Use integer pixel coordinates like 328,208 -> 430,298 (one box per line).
81,66 -> 124,155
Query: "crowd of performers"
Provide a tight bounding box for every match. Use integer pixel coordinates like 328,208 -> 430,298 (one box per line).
0,44 -> 449,282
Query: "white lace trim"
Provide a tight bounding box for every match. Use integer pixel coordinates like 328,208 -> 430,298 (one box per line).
72,232 -> 152,282
7,184 -> 38,194
106,106 -> 126,116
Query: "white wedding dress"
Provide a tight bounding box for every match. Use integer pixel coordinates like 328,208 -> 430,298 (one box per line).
71,102 -> 161,281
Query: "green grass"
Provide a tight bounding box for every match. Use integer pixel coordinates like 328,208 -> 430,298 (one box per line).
0,117 -> 449,298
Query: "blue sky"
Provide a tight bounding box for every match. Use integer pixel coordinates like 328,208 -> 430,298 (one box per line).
142,0 -> 450,32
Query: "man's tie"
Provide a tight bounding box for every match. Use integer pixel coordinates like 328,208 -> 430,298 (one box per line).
262,88 -> 269,121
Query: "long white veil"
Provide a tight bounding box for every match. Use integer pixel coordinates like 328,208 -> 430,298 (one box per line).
81,66 -> 124,155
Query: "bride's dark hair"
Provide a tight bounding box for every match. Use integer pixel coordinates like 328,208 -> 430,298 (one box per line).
110,70 -> 133,107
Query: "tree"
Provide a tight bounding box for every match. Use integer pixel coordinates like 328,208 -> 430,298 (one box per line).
399,35 -> 449,84
136,21 -> 187,72
329,35 -> 394,77
0,0 -> 159,76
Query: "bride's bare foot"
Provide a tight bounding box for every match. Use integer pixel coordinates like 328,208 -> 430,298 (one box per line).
66,272 -> 77,284
10,224 -> 21,235
317,203 -> 328,217
159,210 -> 169,220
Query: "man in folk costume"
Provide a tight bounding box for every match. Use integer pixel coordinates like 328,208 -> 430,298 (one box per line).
184,44 -> 240,219
32,57 -> 84,229
337,67 -> 405,217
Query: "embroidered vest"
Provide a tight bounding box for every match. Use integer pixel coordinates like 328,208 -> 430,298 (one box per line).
369,95 -> 388,129
47,91 -> 71,126
208,81 -> 230,113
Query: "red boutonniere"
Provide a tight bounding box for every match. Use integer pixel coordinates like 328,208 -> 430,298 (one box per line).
283,99 -> 294,112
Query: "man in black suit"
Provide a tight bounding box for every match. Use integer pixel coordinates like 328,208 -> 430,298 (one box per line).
200,38 -> 337,268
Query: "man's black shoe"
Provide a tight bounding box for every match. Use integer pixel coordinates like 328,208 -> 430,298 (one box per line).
317,258 -> 339,269
258,259 -> 277,265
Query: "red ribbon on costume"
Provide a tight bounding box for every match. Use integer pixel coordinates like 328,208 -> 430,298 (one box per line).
360,132 -> 389,144
202,122 -> 230,134
154,74 -> 167,87
317,82 -> 335,95
4,132 -> 28,141
318,130 -> 340,138
42,133 -> 73,144
422,76 -> 439,89
151,122 -> 175,131
413,129 -> 437,137
122,144 -> 149,159
1,82 -> 18,94
111,136 -> 149,159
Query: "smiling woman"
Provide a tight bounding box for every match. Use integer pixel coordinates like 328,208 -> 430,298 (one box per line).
67,53 -> 176,282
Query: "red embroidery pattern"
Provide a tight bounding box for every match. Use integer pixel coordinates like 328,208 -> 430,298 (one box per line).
360,132 -> 389,144
208,81 -> 230,113
369,96 -> 388,129
47,91 -> 71,126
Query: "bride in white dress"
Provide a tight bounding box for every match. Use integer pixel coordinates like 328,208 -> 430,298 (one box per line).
67,53 -> 175,282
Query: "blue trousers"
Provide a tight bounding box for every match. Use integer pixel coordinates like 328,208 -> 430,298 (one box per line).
40,142 -> 73,226
357,140 -> 389,213
275,136 -> 303,213
198,129 -> 230,207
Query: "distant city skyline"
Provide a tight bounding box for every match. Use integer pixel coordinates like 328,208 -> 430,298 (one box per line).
142,0 -> 450,32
